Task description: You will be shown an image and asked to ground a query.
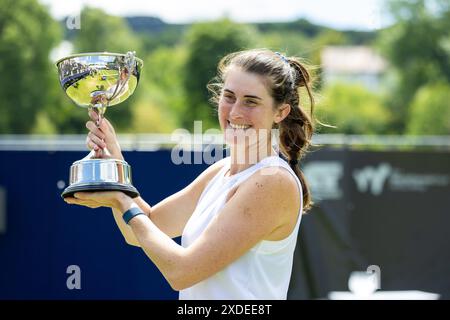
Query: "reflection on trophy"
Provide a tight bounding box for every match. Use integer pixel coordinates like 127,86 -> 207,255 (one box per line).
56,51 -> 143,198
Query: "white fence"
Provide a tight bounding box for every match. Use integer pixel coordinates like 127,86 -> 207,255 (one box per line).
0,134 -> 449,151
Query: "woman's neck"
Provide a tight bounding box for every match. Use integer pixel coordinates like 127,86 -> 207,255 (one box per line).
227,141 -> 277,176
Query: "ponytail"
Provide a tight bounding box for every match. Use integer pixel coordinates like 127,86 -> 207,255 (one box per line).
279,58 -> 315,212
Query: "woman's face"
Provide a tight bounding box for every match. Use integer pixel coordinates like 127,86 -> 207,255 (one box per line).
218,67 -> 285,146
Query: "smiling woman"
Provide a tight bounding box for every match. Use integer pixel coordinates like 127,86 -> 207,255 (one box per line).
65,48 -> 316,300
209,49 -> 315,209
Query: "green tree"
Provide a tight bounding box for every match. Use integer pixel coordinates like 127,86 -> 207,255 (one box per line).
406,82 -> 450,135
131,46 -> 186,133
316,83 -> 391,134
182,19 -> 257,130
0,0 -> 61,133
259,31 -> 311,59
73,7 -> 141,53
377,0 -> 450,133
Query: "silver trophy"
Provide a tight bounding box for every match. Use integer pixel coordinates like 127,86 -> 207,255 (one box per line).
56,52 -> 143,198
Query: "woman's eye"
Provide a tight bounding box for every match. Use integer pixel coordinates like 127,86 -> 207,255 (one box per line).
223,95 -> 235,103
245,100 -> 258,106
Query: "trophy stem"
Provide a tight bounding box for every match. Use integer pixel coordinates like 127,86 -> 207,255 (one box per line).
91,105 -> 107,126
89,105 -> 110,158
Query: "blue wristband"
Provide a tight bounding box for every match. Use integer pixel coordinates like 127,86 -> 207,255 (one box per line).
122,207 -> 145,224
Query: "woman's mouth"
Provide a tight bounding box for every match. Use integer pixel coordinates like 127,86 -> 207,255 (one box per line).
227,120 -> 251,130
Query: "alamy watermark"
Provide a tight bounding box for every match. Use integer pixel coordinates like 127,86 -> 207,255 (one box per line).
348,264 -> 381,296
66,265 -> 81,290
170,121 -> 282,171
66,12 -> 81,30
366,264 -> 381,290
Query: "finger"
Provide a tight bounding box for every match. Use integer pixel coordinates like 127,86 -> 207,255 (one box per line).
96,120 -> 118,147
86,121 -> 106,140
88,132 -> 106,149
65,198 -> 101,208
103,118 -> 115,134
88,117 -> 110,136
94,148 -> 103,158
73,192 -> 94,199
64,197 -> 84,205
64,197 -> 76,203
74,191 -> 111,202
88,109 -> 109,130
81,200 -> 101,208
86,138 -> 100,151
75,191 -> 121,201
97,118 -> 111,134
88,109 -> 99,121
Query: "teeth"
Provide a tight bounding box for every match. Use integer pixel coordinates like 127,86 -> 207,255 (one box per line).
229,122 -> 251,130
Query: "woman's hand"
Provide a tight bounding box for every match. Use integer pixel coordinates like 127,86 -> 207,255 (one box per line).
86,109 -> 124,160
64,191 -> 134,213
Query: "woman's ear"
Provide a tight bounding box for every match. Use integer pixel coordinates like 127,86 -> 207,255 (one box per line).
274,103 -> 291,124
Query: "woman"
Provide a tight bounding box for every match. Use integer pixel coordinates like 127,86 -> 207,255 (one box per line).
65,49 -> 315,299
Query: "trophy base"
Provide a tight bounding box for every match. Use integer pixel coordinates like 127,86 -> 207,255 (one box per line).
61,183 -> 140,199
62,156 -> 139,199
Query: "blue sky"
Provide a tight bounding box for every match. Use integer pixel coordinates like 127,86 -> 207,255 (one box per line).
39,0 -> 389,30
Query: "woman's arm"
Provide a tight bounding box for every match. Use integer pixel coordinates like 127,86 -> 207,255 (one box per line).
112,159 -> 227,246
80,113 -> 300,290
84,110 -> 227,245
120,168 -> 300,290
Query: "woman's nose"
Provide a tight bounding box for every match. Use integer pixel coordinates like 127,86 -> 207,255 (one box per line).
229,102 -> 244,120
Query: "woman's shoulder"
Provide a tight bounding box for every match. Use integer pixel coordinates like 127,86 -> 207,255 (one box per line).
243,162 -> 299,194
238,156 -> 299,189
239,158 -> 301,211
231,162 -> 301,240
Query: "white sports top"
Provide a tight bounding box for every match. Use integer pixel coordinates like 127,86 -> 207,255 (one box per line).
179,155 -> 303,300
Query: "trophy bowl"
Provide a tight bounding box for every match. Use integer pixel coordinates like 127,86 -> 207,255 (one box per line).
56,52 -> 143,199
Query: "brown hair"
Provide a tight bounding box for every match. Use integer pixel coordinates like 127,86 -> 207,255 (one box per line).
208,49 -> 315,212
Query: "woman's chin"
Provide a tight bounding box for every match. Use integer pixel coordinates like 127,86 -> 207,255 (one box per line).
224,134 -> 240,146
223,130 -> 250,146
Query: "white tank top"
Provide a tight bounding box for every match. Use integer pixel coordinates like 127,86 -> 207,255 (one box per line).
179,155 -> 303,300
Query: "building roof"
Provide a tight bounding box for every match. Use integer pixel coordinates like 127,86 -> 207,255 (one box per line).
321,46 -> 387,74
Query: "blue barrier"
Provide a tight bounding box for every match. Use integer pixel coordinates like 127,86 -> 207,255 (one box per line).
0,150 -> 206,299
1,148 -> 449,299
